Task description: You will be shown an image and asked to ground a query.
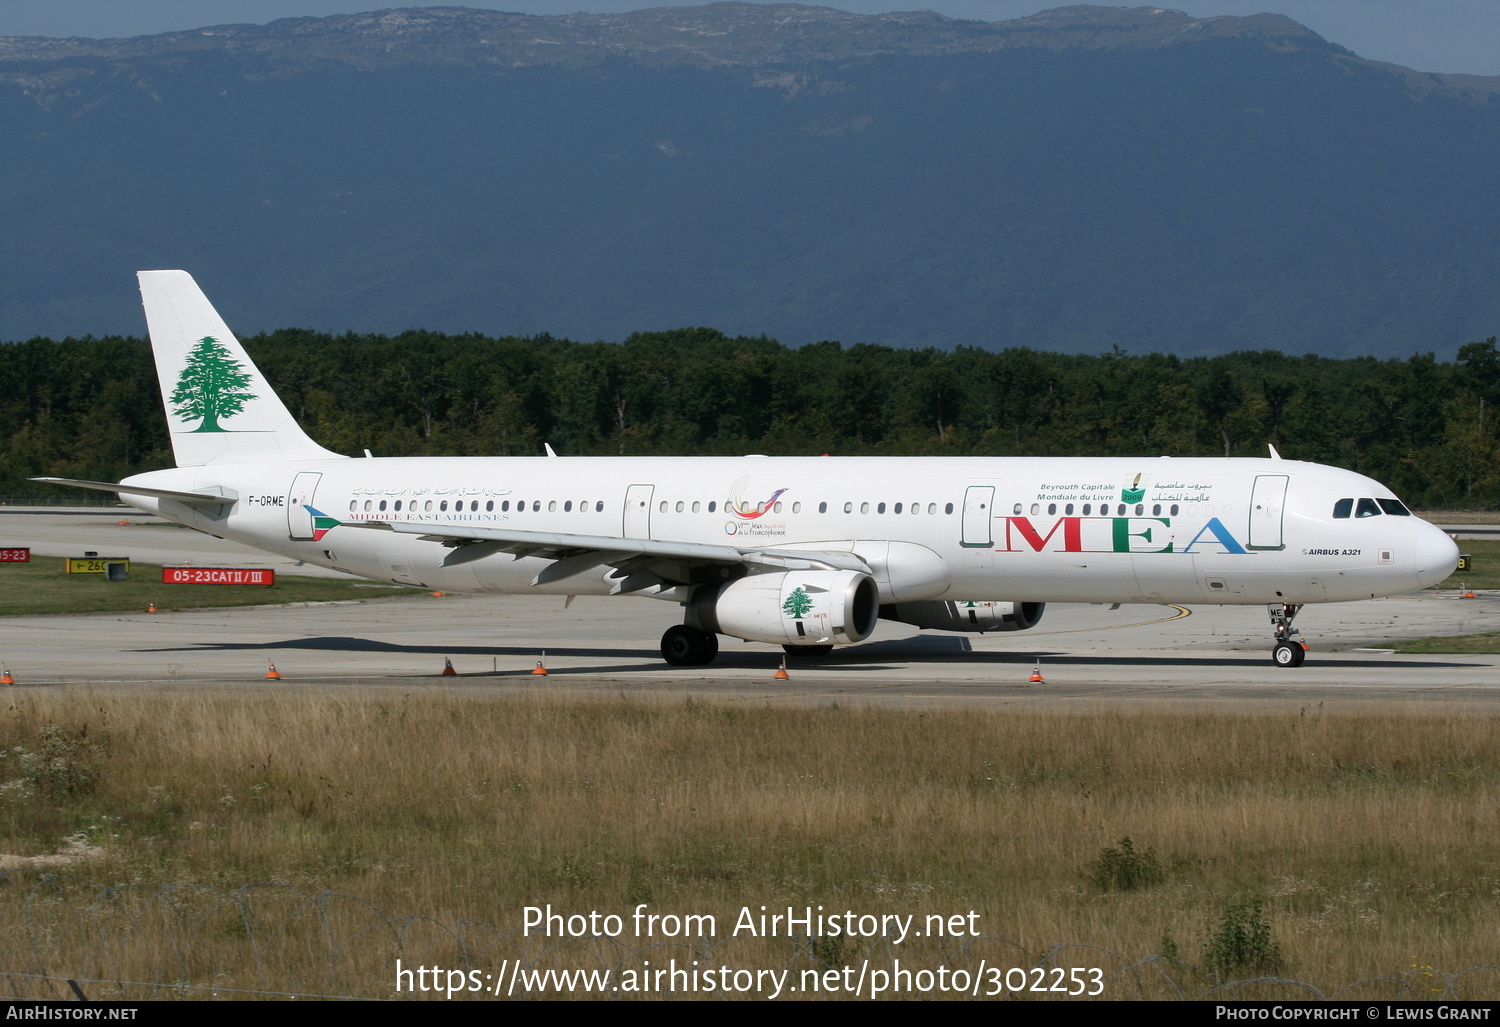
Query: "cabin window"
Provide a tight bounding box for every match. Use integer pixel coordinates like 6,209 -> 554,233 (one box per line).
378,500 -> 387,511
928,503 -> 936,515
424,500 -> 434,512
659,501 -> 667,513
819,502 -> 828,513
792,502 -> 801,513
1170,504 -> 1179,515
675,501 -> 684,513
348,501 -> 356,512
707,501 -> 716,513
1082,504 -> 1091,515
877,502 -> 886,514
1047,503 -> 1056,515
1135,505 -> 1144,516
595,501 -> 604,512
891,502 -> 902,514
1013,504 -> 1023,515
774,501 -> 783,513
394,500 -> 403,512
563,501 -> 572,512
501,501 -> 510,512
911,503 -> 919,515
1064,504 -> 1074,515
945,503 -> 954,514
860,502 -> 870,514
544,500 -> 554,512
1151,504 -> 1160,516
1030,504 -> 1040,515
845,502 -> 854,513
692,501 -> 701,513
1378,499 -> 1411,516
1356,498 -> 1381,518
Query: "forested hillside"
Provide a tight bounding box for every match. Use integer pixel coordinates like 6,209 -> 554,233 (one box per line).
4,330 -> 1497,509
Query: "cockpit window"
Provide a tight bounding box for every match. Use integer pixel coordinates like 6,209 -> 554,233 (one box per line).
1377,499 -> 1411,516
1355,498 -> 1381,518
1333,498 -> 1353,519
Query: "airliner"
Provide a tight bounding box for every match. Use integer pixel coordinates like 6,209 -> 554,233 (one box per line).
37,271 -> 1460,669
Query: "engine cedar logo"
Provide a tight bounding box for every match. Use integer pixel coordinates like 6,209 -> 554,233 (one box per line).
782,587 -> 813,619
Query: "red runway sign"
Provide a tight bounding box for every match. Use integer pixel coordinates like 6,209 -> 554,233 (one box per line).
162,567 -> 275,586
0,548 -> 29,562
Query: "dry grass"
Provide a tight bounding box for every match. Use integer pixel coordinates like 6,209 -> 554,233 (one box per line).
2,689 -> 1499,1000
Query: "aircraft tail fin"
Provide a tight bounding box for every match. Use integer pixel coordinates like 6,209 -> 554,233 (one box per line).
137,270 -> 344,466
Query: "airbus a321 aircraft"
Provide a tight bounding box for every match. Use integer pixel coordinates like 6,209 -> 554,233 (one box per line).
38,271 -> 1460,669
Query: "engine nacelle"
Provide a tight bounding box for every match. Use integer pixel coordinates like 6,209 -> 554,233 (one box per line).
689,570 -> 880,646
880,600 -> 1045,633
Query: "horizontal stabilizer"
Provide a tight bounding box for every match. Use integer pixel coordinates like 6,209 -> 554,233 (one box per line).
30,477 -> 239,508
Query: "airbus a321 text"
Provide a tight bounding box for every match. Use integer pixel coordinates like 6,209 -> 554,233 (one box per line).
37,272 -> 1460,669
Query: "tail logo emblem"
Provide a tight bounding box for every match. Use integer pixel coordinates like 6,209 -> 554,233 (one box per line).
170,336 -> 257,432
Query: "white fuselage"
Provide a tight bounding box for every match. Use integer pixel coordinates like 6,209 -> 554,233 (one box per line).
119,454 -> 1458,607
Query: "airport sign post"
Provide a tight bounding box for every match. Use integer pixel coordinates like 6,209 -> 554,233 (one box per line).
67,556 -> 129,579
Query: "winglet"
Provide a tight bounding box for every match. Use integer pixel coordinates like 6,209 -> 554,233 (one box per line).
1268,444 -> 1282,460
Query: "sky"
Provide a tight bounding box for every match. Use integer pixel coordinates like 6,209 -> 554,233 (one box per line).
0,1 -> 1496,76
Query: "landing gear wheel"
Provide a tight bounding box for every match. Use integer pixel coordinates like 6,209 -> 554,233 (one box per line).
1272,640 -> 1305,668
783,644 -> 834,658
662,625 -> 719,666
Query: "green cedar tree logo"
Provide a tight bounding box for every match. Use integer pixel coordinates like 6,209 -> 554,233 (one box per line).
782,586 -> 813,620
170,336 -> 257,432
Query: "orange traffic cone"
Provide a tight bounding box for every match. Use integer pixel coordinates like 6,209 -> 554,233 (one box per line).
265,662 -> 282,680
442,657 -> 457,676
773,658 -> 790,680
1029,661 -> 1045,683
1463,583 -> 1477,599
430,591 -> 445,598
531,655 -> 549,676
147,602 -> 158,613
1,668 -> 14,685
117,519 -> 130,526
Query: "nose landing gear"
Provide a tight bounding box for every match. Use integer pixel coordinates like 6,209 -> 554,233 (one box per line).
1269,603 -> 1306,667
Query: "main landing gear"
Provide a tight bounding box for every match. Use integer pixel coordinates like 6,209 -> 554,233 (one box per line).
1268,603 -> 1306,668
662,625 -> 719,666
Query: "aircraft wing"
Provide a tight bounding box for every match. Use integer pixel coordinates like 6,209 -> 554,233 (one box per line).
354,520 -> 870,591
30,477 -> 239,508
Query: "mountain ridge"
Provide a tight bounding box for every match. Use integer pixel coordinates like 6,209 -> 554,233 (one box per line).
1,4 -> 1497,357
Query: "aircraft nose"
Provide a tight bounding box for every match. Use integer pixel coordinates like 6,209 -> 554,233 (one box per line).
1413,524 -> 1461,589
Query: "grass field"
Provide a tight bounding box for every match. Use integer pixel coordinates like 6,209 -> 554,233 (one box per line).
1,690 -> 1498,1001
0,556 -> 424,616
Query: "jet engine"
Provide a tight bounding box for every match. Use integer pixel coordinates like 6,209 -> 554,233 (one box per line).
688,570 -> 880,646
880,600 -> 1045,633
